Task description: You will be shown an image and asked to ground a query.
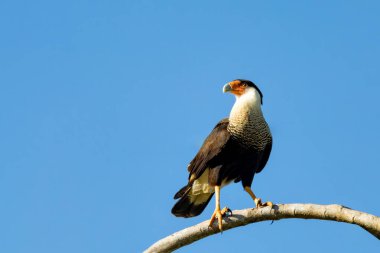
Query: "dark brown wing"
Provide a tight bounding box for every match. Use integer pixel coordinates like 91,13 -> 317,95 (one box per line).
187,118 -> 231,180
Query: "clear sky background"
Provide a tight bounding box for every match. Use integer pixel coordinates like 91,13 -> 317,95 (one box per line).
1,1 -> 379,252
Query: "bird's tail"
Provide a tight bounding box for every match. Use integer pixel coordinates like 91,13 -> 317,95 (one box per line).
171,185 -> 214,218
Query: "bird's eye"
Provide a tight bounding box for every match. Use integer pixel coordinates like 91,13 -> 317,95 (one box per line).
242,83 -> 247,87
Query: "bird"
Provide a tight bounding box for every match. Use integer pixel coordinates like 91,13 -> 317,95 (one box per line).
171,79 -> 273,231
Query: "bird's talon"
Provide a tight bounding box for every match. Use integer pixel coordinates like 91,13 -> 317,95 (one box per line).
208,213 -> 217,228
254,198 -> 273,208
254,198 -> 262,208
221,206 -> 232,217
209,206 -> 230,231
224,208 -> 233,217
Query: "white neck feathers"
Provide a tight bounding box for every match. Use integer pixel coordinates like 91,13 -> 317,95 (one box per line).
229,87 -> 262,121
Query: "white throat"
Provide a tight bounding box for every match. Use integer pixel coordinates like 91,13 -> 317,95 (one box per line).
229,88 -> 262,124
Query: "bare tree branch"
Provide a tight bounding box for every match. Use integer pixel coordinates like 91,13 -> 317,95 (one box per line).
144,203 -> 380,253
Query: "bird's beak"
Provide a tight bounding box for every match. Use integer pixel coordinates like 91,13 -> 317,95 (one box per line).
223,83 -> 232,93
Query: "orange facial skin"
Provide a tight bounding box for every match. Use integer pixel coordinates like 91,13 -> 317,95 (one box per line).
228,80 -> 247,96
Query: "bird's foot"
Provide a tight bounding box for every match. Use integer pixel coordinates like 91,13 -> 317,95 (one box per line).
254,198 -> 273,208
208,207 -> 231,232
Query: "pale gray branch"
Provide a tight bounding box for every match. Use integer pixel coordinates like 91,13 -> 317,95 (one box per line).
145,203 -> 380,253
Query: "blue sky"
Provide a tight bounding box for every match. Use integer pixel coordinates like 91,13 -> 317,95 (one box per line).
1,1 -> 379,252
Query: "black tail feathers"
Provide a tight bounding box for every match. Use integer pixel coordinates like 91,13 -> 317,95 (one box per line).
173,185 -> 191,199
171,186 -> 213,218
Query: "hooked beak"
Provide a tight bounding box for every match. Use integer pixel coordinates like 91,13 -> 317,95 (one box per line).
223,83 -> 232,93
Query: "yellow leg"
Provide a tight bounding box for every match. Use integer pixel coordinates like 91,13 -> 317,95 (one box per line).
208,186 -> 230,231
244,186 -> 273,208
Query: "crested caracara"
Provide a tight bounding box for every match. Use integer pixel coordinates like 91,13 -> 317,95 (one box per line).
171,79 -> 273,231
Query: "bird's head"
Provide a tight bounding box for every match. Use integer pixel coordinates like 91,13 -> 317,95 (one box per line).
223,79 -> 263,104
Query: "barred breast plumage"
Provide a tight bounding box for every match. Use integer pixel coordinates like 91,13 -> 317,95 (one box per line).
227,91 -> 272,151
